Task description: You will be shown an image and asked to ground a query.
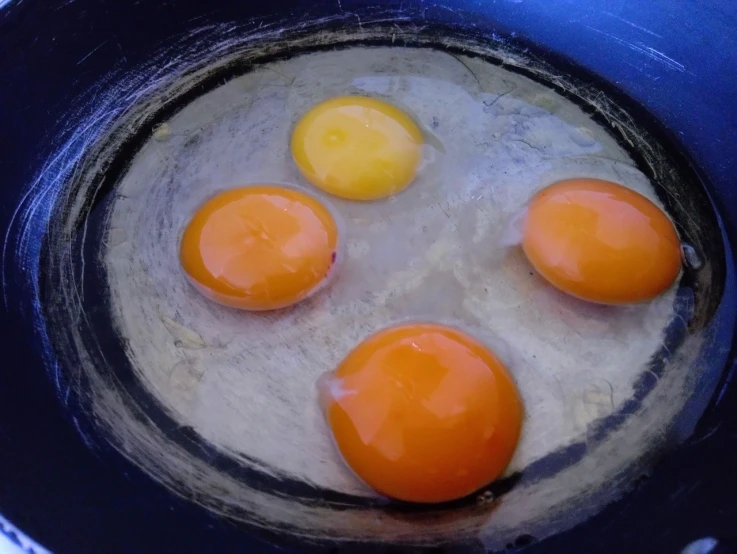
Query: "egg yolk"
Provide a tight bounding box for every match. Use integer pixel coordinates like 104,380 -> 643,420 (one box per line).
319,323 -> 523,504
290,96 -> 424,201
180,185 -> 339,310
522,178 -> 681,304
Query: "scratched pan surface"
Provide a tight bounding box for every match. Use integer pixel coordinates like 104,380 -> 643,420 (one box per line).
1,1 -> 737,554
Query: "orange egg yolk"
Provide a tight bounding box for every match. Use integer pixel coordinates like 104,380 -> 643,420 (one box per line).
290,96 -> 424,201
522,178 -> 681,304
180,185 -> 339,310
319,323 -> 523,504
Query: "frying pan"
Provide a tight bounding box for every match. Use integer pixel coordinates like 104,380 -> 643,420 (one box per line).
1,0 -> 736,552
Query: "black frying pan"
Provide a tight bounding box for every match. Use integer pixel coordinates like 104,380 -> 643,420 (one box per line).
1,0 -> 736,553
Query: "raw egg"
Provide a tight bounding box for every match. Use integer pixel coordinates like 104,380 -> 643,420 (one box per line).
291,96 -> 424,201
318,323 -> 523,503
180,185 -> 339,310
522,178 -> 681,304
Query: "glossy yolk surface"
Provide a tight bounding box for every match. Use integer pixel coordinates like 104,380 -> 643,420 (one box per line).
319,324 -> 523,504
180,186 -> 339,310
290,96 -> 424,201
522,178 -> 681,304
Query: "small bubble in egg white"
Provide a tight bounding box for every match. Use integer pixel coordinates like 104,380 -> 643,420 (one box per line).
681,243 -> 703,270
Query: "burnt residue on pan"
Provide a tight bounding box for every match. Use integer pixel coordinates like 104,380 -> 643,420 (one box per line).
3,11 -> 735,551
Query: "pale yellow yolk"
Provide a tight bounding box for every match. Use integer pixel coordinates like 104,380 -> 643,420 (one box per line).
290,96 -> 424,201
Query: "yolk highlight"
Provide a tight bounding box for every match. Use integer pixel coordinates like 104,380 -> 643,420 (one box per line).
291,96 -> 424,201
180,185 -> 339,310
319,323 -> 523,504
522,178 -> 681,304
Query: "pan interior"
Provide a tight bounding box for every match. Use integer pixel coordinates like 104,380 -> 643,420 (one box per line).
30,21 -> 729,550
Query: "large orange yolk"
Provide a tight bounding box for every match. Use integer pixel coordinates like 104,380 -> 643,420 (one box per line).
291,96 -> 424,201
319,323 -> 524,504
180,186 -> 339,310
522,178 -> 682,304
